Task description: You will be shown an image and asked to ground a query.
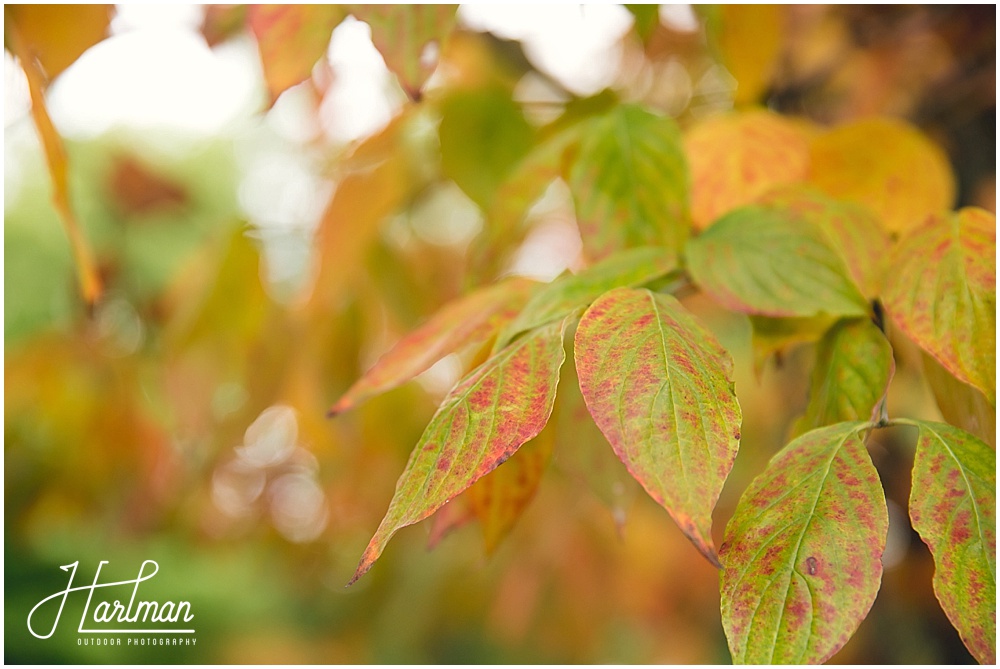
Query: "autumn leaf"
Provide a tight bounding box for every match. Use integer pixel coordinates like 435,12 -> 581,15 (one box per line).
882,207 -> 995,404
305,111 -> 418,312
720,422 -> 888,664
685,205 -> 870,318
467,415 -> 556,554
568,104 -> 690,263
575,287 -> 741,565
329,277 -> 535,415
248,4 -> 345,103
350,315 -> 570,584
715,6 -> 785,106
790,318 -> 894,437
685,110 -> 814,230
906,420 -> 996,664
355,4 -> 457,101
758,185 -> 889,298
6,12 -> 103,305
495,246 -> 678,351
922,352 -> 995,448
808,116 -> 956,235
4,4 -> 110,81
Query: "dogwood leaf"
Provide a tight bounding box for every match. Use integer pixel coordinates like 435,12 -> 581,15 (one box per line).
350,315 -> 569,583
575,287 -> 741,565
720,422 -> 888,664
906,420 -> 996,664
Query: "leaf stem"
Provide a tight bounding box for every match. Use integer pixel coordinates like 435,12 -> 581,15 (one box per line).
7,18 -> 102,307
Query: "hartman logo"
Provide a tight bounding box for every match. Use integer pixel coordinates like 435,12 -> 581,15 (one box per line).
27,560 -> 197,646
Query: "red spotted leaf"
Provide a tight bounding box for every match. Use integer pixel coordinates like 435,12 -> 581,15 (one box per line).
355,5 -> 456,101
575,287 -> 741,565
496,246 -> 678,351
568,104 -> 690,263
350,315 -> 569,584
883,208 -> 996,405
467,416 -> 556,554
758,185 -> 889,298
791,318 -> 894,437
248,5 -> 345,102
720,422 -> 888,664
330,277 -> 535,415
685,110 -> 814,230
907,420 -> 996,664
685,205 -> 869,318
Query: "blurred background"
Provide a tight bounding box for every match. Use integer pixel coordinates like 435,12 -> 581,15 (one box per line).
4,4 -> 995,663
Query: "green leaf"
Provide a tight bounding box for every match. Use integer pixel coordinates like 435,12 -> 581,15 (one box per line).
685,205 -> 870,318
248,5 -> 345,102
439,85 -> 536,210
356,4 -> 457,101
882,207 -> 996,405
575,287 -> 741,564
906,420 -> 996,664
329,277 -> 535,415
568,104 -> 690,263
720,422 -> 888,664
758,185 -> 889,298
495,246 -> 679,351
791,318 -> 894,437
350,314 -> 570,583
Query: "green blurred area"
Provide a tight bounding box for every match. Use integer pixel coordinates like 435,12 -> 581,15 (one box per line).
5,5 -> 993,664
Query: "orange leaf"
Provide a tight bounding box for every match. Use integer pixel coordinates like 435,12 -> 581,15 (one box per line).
685,110 -> 815,230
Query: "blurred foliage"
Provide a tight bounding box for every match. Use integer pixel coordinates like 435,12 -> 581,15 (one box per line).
5,4 -> 995,664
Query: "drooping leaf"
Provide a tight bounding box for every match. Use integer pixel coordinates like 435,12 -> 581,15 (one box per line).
906,420 -> 996,664
329,277 -> 535,415
438,85 -> 536,210
568,104 -> 690,263
715,6 -> 785,106
808,116 -> 956,235
922,352 -> 995,448
758,185 -> 889,298
684,110 -> 814,230
575,287 -> 741,565
495,246 -> 678,351
720,422 -> 888,664
248,5 -> 345,102
6,16 -> 102,305
5,4 -> 110,81
466,413 -> 556,554
350,315 -> 570,584
882,207 -> 995,404
356,4 -> 457,101
305,111 -> 418,313
685,205 -> 870,318
748,314 -> 837,377
791,318 -> 894,437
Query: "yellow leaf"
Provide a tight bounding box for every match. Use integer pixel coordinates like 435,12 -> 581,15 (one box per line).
808,117 -> 956,235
